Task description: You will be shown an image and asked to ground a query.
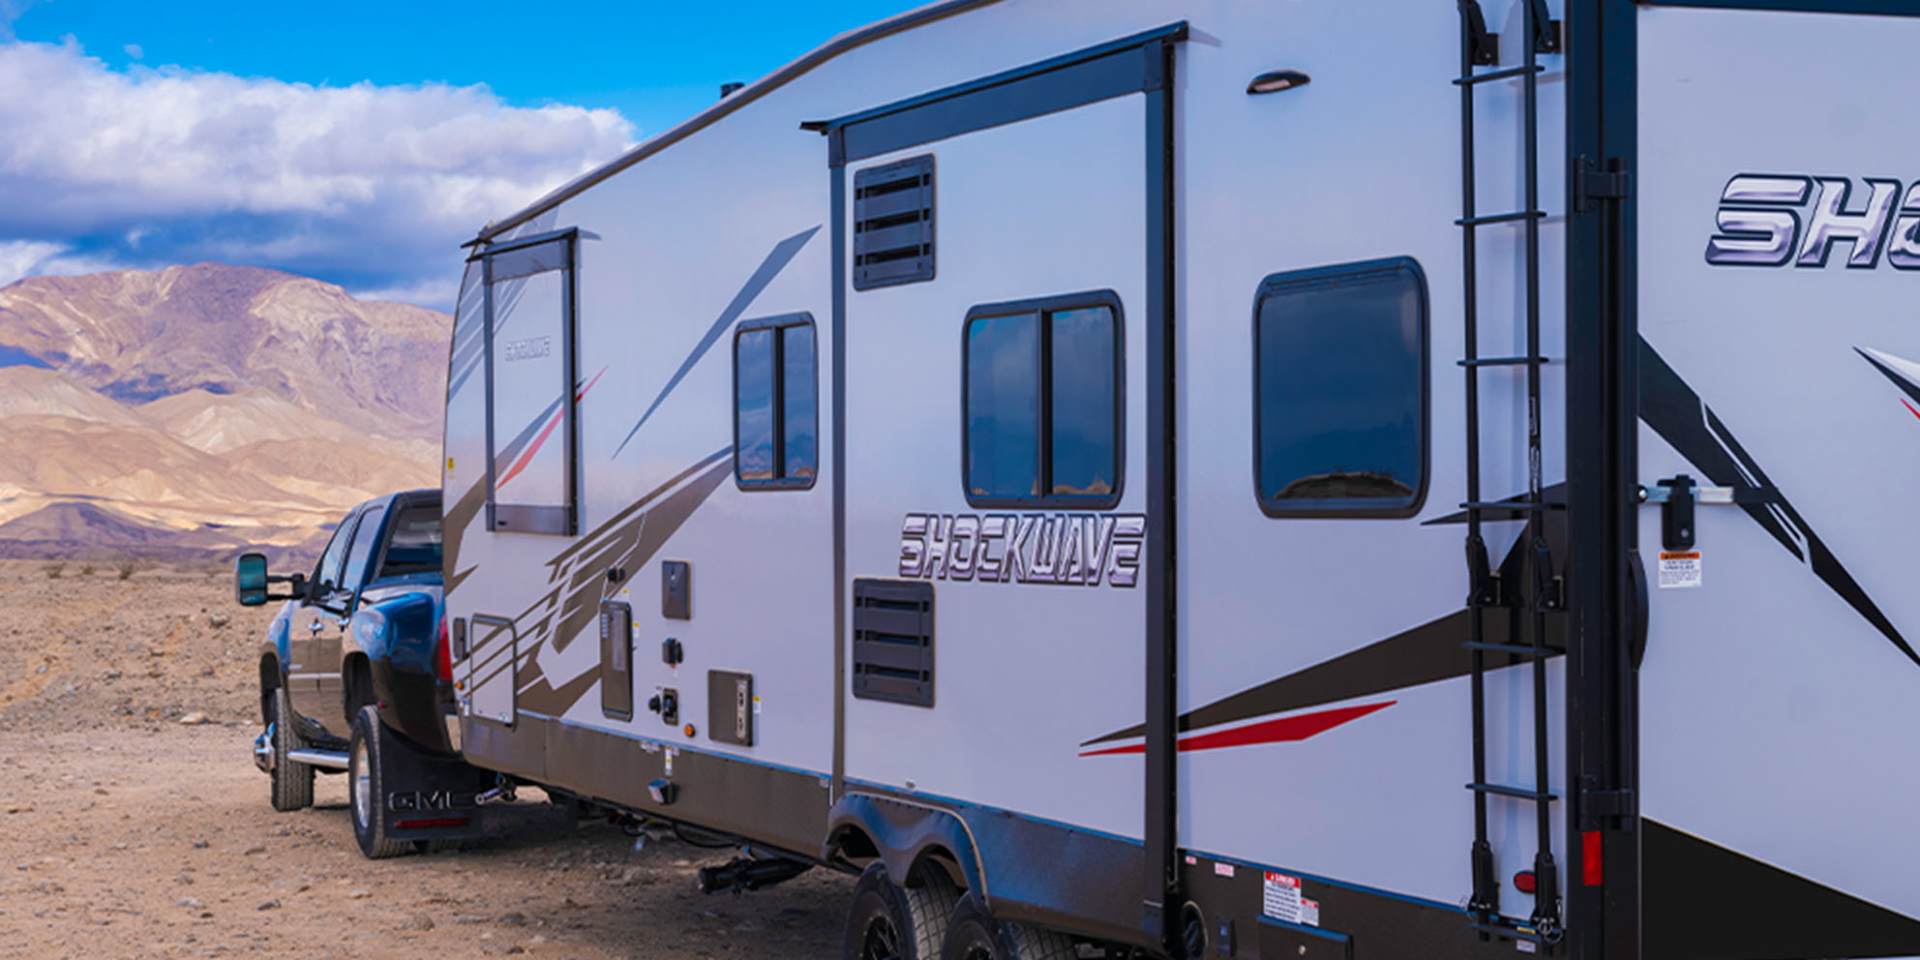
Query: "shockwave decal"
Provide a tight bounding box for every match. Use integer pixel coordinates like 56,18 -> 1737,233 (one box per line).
1856,346 -> 1920,419
1704,174 -> 1920,269
1640,338 -> 1919,667
1643,818 -> 1920,960
611,225 -> 821,458
898,512 -> 1145,587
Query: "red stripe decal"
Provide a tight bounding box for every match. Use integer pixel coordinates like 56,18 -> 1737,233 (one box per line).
1902,398 -> 1920,422
498,368 -> 607,491
1079,701 -> 1395,758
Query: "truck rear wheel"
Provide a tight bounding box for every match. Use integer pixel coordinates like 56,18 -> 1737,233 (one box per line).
269,684 -> 313,812
939,894 -> 1074,960
348,705 -> 412,859
843,862 -> 958,960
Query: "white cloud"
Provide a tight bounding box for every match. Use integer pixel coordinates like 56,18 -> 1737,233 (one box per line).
121,42 -> 141,60
0,38 -> 636,308
0,239 -> 126,286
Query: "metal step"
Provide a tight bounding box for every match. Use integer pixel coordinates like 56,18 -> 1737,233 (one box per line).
1453,64 -> 1544,87
287,748 -> 351,771
1467,781 -> 1558,802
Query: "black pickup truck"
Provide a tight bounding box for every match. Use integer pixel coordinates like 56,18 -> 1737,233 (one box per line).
237,489 -> 557,857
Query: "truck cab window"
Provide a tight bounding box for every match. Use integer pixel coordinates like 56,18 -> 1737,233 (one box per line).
1254,257 -> 1428,517
379,502 -> 443,576
338,500 -> 389,598
312,509 -> 362,598
963,292 -> 1122,508
733,313 -> 818,489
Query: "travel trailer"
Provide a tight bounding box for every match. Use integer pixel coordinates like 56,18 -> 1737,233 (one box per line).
438,1 -> 1920,957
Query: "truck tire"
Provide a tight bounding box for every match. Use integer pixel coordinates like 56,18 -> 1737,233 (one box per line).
269,684 -> 313,812
348,705 -> 412,859
843,862 -> 959,960
939,894 -> 1075,960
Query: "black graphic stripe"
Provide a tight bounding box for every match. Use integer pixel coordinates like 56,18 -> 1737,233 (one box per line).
612,226 -> 820,457
1640,338 -> 1918,666
1644,818 -> 1920,960
1082,525 -> 1563,748
1857,346 -> 1920,407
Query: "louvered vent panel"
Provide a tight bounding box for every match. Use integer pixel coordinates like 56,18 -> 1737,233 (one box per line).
852,155 -> 935,290
851,578 -> 934,707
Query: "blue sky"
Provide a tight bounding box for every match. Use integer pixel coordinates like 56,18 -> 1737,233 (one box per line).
0,0 -> 923,308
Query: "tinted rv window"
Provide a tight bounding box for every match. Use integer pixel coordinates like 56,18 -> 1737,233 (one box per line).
1254,258 -> 1428,517
733,313 -> 817,490
481,231 -> 578,535
963,292 -> 1122,508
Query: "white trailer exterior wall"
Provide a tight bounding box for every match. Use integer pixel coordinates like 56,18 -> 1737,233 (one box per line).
439,2 -> 1920,958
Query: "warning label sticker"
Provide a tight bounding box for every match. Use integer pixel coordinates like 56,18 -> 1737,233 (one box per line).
1300,898 -> 1320,928
1658,550 -> 1702,589
1262,872 -> 1306,925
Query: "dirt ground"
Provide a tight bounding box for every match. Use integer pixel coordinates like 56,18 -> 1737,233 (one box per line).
0,561 -> 852,958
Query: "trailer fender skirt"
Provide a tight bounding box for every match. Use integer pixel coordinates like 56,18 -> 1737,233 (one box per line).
827,793 -> 986,898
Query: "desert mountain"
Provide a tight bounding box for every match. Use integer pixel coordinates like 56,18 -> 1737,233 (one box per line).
0,263 -> 445,440
0,264 -> 448,561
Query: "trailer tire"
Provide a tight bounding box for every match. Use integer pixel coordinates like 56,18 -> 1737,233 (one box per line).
843,862 -> 958,960
939,894 -> 1075,960
269,684 -> 313,812
348,705 -> 412,860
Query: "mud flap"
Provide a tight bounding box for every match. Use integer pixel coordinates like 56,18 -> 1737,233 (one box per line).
377,720 -> 572,844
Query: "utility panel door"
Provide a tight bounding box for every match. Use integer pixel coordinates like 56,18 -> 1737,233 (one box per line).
1635,6 -> 1920,955
840,93 -> 1149,842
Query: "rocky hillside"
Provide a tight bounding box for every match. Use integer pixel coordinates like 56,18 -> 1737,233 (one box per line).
0,264 -> 448,561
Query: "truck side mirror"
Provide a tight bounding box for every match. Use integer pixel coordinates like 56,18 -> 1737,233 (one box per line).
235,553 -> 269,606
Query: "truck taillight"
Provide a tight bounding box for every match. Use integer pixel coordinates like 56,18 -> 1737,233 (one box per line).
435,617 -> 453,682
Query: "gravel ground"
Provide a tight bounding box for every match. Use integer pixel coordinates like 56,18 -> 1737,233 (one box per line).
0,561 -> 853,959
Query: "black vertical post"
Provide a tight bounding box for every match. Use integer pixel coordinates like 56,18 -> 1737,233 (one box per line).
1141,37 -> 1180,954
829,166 -> 849,802
481,254 -> 497,533
1565,2 -> 1640,959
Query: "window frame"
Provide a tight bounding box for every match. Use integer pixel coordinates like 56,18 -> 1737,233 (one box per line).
1250,256 -> 1430,520
475,227 -> 582,536
731,312 -> 819,491
960,289 -> 1126,510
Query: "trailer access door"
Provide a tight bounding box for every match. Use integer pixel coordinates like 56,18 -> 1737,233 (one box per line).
1630,5 -> 1920,956
824,25 -> 1180,941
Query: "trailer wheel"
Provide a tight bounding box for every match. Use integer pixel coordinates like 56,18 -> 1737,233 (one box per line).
348,705 -> 412,859
939,894 -> 1074,960
842,862 -> 958,960
269,684 -> 313,812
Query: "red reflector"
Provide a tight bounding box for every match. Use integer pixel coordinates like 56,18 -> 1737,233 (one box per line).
434,617 -> 453,682
1583,830 -> 1605,887
1513,870 -> 1537,895
394,816 -> 469,830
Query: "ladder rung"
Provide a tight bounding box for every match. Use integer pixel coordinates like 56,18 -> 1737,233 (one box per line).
1453,64 -> 1545,87
1467,782 -> 1559,802
1459,501 -> 1564,513
1456,209 -> 1546,227
1464,640 -> 1565,656
1458,356 -> 1549,368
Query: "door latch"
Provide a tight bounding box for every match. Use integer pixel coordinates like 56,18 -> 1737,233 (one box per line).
1638,474 -> 1780,550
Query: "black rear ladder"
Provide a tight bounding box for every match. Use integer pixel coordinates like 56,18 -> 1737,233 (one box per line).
1455,0 -> 1565,949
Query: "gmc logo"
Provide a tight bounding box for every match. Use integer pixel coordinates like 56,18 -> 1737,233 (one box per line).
1705,174 -> 1920,269
388,790 -> 468,811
